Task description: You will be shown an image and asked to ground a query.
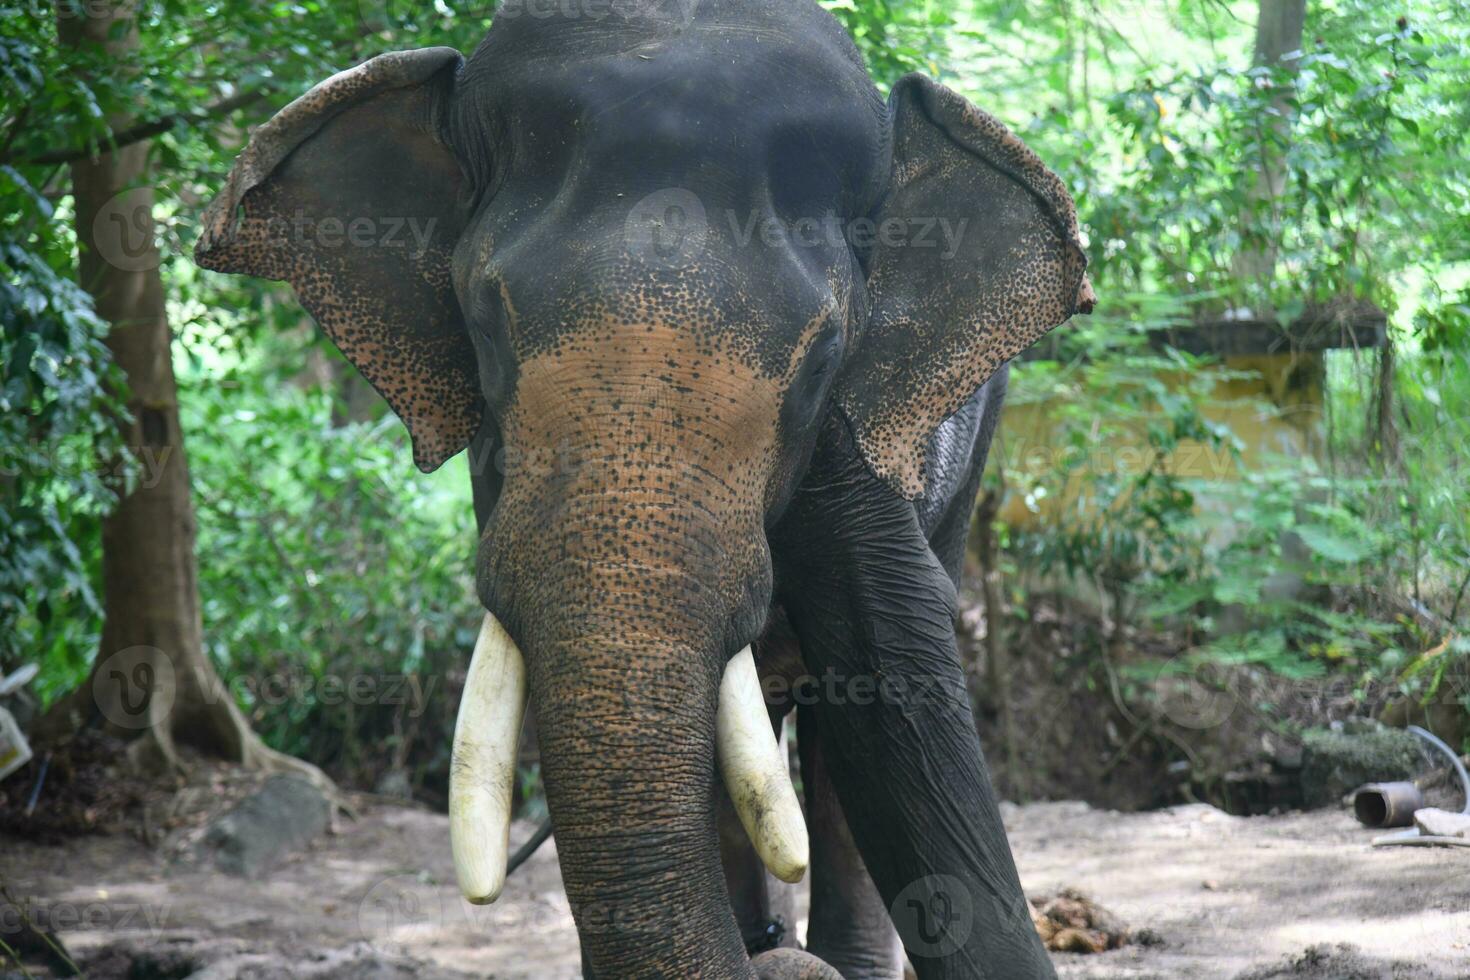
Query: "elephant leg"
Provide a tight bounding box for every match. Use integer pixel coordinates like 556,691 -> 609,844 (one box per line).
720,776 -> 800,954
752,948 -> 845,979
772,421 -> 1054,980
799,709 -> 905,979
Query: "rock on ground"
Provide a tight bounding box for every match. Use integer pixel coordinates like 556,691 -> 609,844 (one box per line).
198,773 -> 332,878
1299,724 -> 1424,809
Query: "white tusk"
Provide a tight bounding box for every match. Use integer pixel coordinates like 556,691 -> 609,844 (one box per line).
717,647 -> 809,883
449,612 -> 528,905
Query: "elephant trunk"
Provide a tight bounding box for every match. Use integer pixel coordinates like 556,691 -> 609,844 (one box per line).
460,367 -> 821,975
532,617 -> 750,977
449,557 -> 815,974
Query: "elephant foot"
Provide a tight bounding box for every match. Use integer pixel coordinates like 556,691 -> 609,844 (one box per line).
752,948 -> 846,979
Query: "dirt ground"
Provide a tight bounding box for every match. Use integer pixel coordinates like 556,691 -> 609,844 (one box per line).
4,799 -> 1468,979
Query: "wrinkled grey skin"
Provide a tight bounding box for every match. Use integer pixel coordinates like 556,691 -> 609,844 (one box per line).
196,0 -> 1091,976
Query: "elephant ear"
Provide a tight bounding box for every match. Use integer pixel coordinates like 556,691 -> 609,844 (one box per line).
836,74 -> 1095,499
195,48 -> 480,473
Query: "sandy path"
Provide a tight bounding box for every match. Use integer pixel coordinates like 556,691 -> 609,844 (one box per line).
5,801 -> 1467,978
1008,802 -> 1469,978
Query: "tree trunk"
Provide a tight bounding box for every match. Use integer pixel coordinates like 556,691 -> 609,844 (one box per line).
45,0 -> 326,788
1253,0 -> 1306,72
1235,0 -> 1306,294
1369,335 -> 1399,466
1234,0 -> 1325,455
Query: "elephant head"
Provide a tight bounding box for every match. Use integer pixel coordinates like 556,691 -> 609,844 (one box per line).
196,3 -> 1089,976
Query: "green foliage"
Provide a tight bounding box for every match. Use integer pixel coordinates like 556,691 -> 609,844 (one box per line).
1093,9 -> 1470,312
1,9 -> 120,689
185,331 -> 478,784
0,0 -> 485,719
821,0 -> 956,88
0,226 -> 125,696
1007,343 -> 1240,603
966,0 -> 1470,746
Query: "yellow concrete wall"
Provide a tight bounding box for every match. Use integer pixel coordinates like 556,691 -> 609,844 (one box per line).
995,353 -> 1325,527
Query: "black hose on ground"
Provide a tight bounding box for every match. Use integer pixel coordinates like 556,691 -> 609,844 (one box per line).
1372,725 -> 1470,848
507,816 -> 554,875
1407,724 -> 1470,814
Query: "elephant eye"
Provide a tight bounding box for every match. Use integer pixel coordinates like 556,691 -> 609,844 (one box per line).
466,281 -> 518,408
469,284 -> 502,335
807,324 -> 844,377
792,322 -> 844,418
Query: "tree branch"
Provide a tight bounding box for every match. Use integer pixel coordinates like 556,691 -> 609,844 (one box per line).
8,87 -> 273,167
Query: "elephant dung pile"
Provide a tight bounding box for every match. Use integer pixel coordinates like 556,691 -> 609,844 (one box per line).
1029,887 -> 1136,954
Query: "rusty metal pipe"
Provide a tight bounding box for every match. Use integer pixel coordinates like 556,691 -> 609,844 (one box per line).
1353,781 -> 1426,828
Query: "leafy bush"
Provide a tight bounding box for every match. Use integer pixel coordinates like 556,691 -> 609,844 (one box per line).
975,0 -> 1470,755
0,228 -> 125,702
184,333 -> 479,788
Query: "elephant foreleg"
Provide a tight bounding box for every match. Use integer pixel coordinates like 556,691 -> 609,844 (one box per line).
719,779 -> 800,955
799,709 -> 905,979
771,419 -> 1054,980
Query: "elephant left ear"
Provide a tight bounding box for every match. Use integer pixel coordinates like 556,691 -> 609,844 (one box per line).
194,48 -> 479,473
836,73 -> 1095,500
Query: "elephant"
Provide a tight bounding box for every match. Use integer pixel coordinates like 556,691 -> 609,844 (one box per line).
195,1 -> 1093,977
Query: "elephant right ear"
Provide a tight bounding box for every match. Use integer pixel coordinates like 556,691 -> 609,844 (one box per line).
836,75 -> 1093,500
195,48 -> 481,473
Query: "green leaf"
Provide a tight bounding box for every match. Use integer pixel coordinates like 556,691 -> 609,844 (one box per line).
1295,524 -> 1371,564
